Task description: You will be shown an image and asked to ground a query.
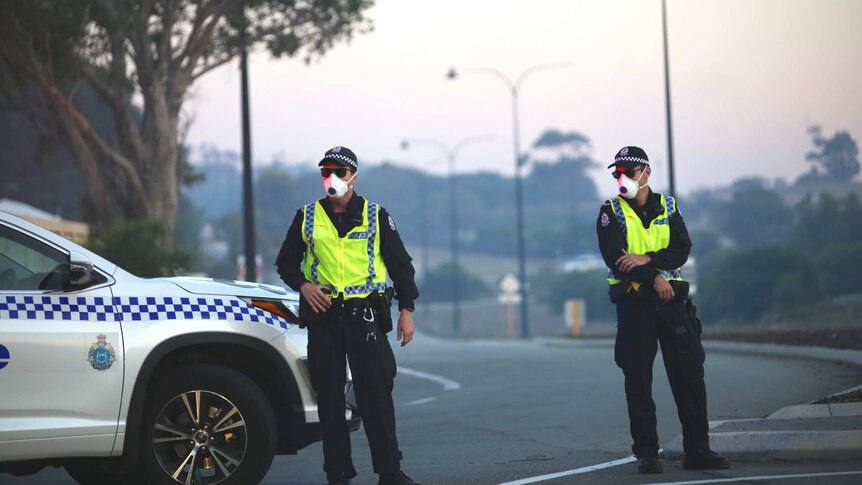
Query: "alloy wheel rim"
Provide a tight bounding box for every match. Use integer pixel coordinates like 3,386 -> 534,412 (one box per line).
152,390 -> 248,485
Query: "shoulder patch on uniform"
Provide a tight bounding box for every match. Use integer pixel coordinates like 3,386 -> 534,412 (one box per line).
388,215 -> 397,231
602,201 -> 611,206
601,212 -> 610,227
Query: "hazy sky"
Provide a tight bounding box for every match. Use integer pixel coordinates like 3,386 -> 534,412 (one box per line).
185,0 -> 862,195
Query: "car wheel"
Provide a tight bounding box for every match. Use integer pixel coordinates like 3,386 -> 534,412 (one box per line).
141,364 -> 276,485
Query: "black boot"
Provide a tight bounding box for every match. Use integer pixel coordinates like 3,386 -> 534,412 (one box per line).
378,470 -> 422,485
637,456 -> 664,474
683,449 -> 730,470
327,478 -> 350,485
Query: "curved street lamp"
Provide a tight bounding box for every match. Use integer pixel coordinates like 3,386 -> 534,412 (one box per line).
400,135 -> 493,335
447,62 -> 572,337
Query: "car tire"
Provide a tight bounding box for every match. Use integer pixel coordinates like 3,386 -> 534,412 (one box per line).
140,364 -> 277,485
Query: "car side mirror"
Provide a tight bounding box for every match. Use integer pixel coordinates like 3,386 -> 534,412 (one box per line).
68,252 -> 95,288
69,252 -> 94,274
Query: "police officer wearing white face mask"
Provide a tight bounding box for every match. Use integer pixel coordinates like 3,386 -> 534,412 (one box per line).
596,146 -> 729,475
275,146 -> 421,485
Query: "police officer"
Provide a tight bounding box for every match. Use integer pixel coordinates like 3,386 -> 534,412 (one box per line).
276,146 -> 421,485
596,146 -> 730,474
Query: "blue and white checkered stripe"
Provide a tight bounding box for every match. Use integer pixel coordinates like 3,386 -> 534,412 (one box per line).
304,202 -> 321,285
607,197 -> 626,281
0,295 -> 288,329
653,196 -> 676,226
343,201 -> 383,296
365,202 -> 378,284
1,295 -> 116,321
665,195 -> 676,217
609,197 -> 627,237
656,195 -> 681,280
115,296 -> 288,328
344,282 -> 387,296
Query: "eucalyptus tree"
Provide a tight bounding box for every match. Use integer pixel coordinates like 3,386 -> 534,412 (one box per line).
0,0 -> 372,238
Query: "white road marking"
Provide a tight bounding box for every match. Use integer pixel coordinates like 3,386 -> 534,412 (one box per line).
496,455 -> 636,485
649,470 -> 862,485
405,397 -> 437,406
397,366 -> 461,391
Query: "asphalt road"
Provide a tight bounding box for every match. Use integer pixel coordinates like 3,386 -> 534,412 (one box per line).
2,334 -> 861,485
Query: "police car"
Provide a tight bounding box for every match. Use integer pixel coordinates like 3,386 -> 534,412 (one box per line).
0,211 -> 358,485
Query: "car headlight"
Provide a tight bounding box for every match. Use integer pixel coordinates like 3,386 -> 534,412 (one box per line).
240,298 -> 300,325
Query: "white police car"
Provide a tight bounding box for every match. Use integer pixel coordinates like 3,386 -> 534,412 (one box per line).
0,211 -> 358,484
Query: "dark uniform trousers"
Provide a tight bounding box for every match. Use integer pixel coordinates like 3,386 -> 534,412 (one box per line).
307,298 -> 401,481
614,296 -> 710,458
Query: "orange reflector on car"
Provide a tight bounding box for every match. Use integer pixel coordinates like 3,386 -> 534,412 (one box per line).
249,299 -> 299,324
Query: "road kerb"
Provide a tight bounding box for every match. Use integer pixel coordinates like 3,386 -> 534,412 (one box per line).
662,429 -> 862,462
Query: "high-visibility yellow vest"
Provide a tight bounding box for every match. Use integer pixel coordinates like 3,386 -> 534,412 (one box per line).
301,199 -> 388,299
607,194 -> 684,285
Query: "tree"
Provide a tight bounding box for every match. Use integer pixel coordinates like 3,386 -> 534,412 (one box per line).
804,125 -> 860,180
527,129 -> 597,205
698,245 -> 818,323
421,262 -> 491,303
535,268 -> 615,322
719,185 -> 794,247
791,192 -> 862,253
0,0 -> 373,239
89,220 -> 190,277
531,129 -> 591,159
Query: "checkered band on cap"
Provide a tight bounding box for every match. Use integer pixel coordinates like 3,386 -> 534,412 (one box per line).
320,146 -> 358,171
609,146 -> 650,168
614,156 -> 649,165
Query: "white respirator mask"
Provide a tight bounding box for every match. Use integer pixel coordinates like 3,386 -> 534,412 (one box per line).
617,167 -> 647,199
324,172 -> 357,199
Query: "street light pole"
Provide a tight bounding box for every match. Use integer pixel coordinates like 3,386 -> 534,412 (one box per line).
239,2 -> 256,282
510,86 -> 530,339
401,136 -> 492,336
418,173 -> 430,316
447,62 -> 571,338
662,0 -> 676,198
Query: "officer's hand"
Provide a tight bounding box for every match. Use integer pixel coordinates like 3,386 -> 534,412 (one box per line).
300,283 -> 332,313
653,275 -> 675,302
397,310 -> 415,347
616,248 -> 651,273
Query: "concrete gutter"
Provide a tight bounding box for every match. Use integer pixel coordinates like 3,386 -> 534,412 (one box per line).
663,342 -> 862,462
539,336 -> 862,462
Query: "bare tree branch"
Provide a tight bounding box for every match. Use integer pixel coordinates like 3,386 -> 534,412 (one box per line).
1,9 -> 150,215
175,0 -> 214,64
182,0 -> 236,76
189,47 -> 239,82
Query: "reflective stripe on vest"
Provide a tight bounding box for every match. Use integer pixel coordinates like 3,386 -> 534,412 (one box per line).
607,194 -> 683,284
302,200 -> 388,298
304,202 -> 321,285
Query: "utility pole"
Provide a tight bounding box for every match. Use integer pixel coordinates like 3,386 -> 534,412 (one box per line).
240,2 -> 256,282
662,0 -> 676,197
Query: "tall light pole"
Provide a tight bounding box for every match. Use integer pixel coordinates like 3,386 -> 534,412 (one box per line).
662,0 -> 676,198
410,159 -> 441,317
239,1 -> 256,282
447,62 -> 571,338
418,172 -> 430,315
401,136 -> 492,335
